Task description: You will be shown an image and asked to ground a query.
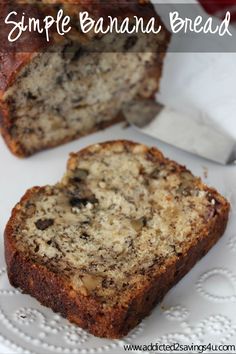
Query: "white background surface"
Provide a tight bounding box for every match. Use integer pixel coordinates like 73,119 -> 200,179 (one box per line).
1,0 -> 236,351
0,123 -> 236,354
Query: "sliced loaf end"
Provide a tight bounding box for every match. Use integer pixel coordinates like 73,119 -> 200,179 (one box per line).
4,140 -> 230,337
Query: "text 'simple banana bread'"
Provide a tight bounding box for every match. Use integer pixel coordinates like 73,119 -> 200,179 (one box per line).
0,1 -> 170,157
5,141 -> 230,338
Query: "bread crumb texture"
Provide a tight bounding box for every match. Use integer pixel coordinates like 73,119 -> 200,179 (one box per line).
3,46 -> 163,154
12,141 -> 228,305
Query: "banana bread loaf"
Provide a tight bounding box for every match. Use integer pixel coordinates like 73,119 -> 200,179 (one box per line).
5,140 -> 230,338
0,1 -> 170,157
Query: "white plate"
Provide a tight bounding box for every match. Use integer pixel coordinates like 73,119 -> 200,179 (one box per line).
0,123 -> 236,354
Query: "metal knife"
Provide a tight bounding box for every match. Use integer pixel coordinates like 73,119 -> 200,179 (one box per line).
123,100 -> 236,165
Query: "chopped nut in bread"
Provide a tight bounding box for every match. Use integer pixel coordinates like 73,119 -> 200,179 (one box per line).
4,141 -> 230,338
0,1 -> 170,157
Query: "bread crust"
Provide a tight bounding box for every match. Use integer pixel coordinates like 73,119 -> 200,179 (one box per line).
0,0 -> 165,94
0,109 -> 124,158
0,1 -> 170,157
4,140 -> 230,338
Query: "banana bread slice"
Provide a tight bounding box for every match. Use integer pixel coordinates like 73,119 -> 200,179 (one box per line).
0,1 -> 170,157
4,141 -> 230,338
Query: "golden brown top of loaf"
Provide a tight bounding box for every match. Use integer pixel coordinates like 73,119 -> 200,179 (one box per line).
0,0 -> 164,94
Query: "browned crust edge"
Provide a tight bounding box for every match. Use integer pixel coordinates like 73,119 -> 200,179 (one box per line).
0,1 -> 169,94
0,50 -> 168,158
0,109 -> 124,158
0,59 -> 163,158
4,141 -> 230,338
0,1 -> 171,158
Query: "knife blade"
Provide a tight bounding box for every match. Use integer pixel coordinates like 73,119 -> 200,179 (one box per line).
123,100 -> 236,165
